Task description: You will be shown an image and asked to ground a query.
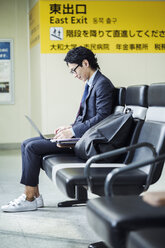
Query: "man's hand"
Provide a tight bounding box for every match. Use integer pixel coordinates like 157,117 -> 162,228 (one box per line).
53,125 -> 73,140
52,126 -> 73,148
54,125 -> 72,135
54,127 -> 73,140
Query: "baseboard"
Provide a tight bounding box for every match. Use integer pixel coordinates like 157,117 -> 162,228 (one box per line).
0,143 -> 21,150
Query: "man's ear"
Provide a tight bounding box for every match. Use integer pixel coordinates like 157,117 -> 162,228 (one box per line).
82,59 -> 89,67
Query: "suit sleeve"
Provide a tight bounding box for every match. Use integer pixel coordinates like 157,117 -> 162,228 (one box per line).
72,79 -> 115,137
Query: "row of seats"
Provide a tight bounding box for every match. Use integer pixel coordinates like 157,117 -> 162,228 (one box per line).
43,84 -> 149,206
85,83 -> 165,248
43,83 -> 164,205
87,153 -> 165,248
43,82 -> 165,248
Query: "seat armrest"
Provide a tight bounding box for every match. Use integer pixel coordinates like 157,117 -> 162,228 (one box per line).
105,152 -> 165,197
84,142 -> 157,191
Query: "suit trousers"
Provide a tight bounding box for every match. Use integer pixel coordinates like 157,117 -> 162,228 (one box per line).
20,137 -> 74,187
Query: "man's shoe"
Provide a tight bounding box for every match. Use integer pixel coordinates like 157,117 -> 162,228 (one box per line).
36,195 -> 44,208
1,194 -> 37,212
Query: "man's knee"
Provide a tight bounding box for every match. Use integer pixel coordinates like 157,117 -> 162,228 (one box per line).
21,137 -> 41,153
21,139 -> 29,152
25,141 -> 37,155
25,139 -> 47,156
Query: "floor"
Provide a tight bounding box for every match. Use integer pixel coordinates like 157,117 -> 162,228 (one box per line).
0,149 -> 100,248
0,149 -> 165,248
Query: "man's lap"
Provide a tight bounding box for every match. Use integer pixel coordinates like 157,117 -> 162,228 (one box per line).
23,136 -> 74,156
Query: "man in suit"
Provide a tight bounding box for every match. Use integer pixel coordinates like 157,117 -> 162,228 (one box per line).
1,46 -> 115,212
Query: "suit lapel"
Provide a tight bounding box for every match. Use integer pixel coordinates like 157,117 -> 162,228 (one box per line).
82,70 -> 101,119
86,70 -> 101,101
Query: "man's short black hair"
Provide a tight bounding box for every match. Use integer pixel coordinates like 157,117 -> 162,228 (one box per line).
64,46 -> 100,70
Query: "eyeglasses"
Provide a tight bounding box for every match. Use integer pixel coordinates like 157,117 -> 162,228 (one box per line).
70,64 -> 80,74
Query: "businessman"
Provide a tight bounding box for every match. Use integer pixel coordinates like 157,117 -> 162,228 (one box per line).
1,46 -> 115,212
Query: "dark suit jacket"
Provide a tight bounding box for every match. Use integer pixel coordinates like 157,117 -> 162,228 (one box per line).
72,70 -> 115,137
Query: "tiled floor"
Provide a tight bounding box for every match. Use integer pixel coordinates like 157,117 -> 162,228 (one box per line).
0,149 -> 99,248
0,149 -> 165,248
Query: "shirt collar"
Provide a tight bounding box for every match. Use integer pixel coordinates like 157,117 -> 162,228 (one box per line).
86,70 -> 98,88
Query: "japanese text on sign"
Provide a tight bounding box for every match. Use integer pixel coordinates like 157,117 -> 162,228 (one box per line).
36,1 -> 165,53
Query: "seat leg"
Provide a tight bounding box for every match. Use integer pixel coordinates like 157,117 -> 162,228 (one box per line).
88,241 -> 108,248
58,186 -> 88,207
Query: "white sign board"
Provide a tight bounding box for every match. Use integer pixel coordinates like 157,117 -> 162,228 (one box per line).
0,39 -> 14,104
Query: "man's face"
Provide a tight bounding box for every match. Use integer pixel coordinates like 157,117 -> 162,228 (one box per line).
68,60 -> 91,82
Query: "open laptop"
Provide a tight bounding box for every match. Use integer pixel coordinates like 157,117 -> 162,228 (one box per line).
25,115 -> 54,139
25,115 -> 79,145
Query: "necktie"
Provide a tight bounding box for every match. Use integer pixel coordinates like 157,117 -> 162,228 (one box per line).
81,83 -> 89,103
74,83 -> 89,121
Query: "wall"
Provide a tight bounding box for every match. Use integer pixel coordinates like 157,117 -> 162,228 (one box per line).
0,0 -> 165,145
40,52 -> 165,133
0,0 -> 30,146
37,1 -> 165,134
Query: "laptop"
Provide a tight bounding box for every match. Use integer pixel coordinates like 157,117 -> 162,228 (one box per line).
25,115 -> 54,139
25,115 -> 79,145
53,137 -> 80,145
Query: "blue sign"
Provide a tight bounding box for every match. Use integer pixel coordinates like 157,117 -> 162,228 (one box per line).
0,42 -> 10,60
